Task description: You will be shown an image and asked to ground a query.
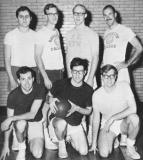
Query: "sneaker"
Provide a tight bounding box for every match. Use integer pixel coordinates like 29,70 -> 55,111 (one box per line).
120,135 -> 127,146
126,146 -> 140,159
114,138 -> 119,149
16,149 -> 26,160
58,140 -> 68,159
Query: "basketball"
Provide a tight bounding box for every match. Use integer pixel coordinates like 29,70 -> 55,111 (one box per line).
54,99 -> 71,118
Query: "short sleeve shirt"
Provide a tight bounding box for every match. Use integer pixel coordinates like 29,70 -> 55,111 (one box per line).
7,83 -> 46,121
50,78 -> 93,126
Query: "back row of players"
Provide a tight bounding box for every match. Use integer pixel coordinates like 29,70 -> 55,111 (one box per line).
0,3 -> 143,160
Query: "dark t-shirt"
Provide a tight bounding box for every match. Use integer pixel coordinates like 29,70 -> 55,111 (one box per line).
7,83 -> 45,122
50,78 -> 93,126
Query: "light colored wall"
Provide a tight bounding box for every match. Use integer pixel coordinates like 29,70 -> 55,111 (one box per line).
0,0 -> 143,105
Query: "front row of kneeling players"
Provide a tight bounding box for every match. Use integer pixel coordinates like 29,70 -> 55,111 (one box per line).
0,57 -> 140,160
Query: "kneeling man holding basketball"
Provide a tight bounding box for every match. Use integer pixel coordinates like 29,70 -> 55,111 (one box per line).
44,58 -> 93,158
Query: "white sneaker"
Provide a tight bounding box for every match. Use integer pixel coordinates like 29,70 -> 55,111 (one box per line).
58,140 -> 68,159
114,138 -> 119,149
16,149 -> 26,160
120,135 -> 127,146
126,146 -> 140,159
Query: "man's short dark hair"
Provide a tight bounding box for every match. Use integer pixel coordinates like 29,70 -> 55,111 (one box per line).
101,64 -> 118,76
16,66 -> 36,80
44,3 -> 59,15
16,6 -> 32,18
103,5 -> 116,14
72,4 -> 87,14
70,57 -> 89,71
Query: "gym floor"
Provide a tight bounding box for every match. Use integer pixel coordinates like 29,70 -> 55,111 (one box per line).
0,104 -> 143,160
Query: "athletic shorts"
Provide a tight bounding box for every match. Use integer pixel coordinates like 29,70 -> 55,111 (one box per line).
48,118 -> 85,143
101,118 -> 122,135
28,119 -> 44,141
40,69 -> 63,84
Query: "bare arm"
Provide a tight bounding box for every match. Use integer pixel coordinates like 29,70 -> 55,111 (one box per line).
1,99 -> 43,131
0,108 -> 14,160
104,84 -> 137,132
86,35 -> 99,87
116,37 -> 143,70
65,34 -> 71,78
4,44 -> 17,90
65,51 -> 71,78
111,95 -> 136,121
66,101 -> 92,117
127,37 -> 143,66
34,44 -> 52,89
90,95 -> 100,154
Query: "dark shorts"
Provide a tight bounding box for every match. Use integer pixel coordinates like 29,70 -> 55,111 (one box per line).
39,69 -> 63,85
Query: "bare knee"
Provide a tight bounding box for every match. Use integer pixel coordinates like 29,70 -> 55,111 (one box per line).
127,114 -> 140,128
53,118 -> 67,132
15,120 -> 27,133
30,139 -> 44,159
79,147 -> 88,156
31,147 -> 43,158
99,148 -> 110,158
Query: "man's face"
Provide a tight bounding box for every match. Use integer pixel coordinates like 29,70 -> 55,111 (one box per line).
18,72 -> 34,93
73,6 -> 87,26
17,10 -> 31,28
71,65 -> 86,84
46,7 -> 58,25
102,69 -> 117,88
103,7 -> 117,28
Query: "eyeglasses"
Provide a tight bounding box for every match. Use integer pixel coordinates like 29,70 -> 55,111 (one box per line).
102,74 -> 116,79
18,15 -> 30,19
46,13 -> 58,16
72,70 -> 84,75
73,12 -> 86,16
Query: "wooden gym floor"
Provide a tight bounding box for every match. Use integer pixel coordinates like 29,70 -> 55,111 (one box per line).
0,104 -> 143,160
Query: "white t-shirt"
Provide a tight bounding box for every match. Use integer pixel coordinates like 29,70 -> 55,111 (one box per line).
35,26 -> 64,70
103,24 -> 136,82
4,28 -> 36,67
93,82 -> 135,120
66,25 -> 99,87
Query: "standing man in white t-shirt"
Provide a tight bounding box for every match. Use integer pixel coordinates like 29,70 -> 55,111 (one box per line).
66,4 -> 99,89
4,6 -> 37,91
102,5 -> 142,83
35,3 -> 64,90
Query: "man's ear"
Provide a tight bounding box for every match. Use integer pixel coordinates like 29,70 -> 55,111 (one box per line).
85,13 -> 87,18
30,16 -> 32,21
17,79 -> 20,84
115,12 -> 117,18
101,75 -> 104,85
84,70 -> 87,76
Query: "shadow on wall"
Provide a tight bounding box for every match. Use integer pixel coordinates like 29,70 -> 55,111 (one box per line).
56,9 -> 64,30
116,10 -> 122,24
85,9 -> 92,26
56,9 -> 67,78
29,11 -> 38,30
